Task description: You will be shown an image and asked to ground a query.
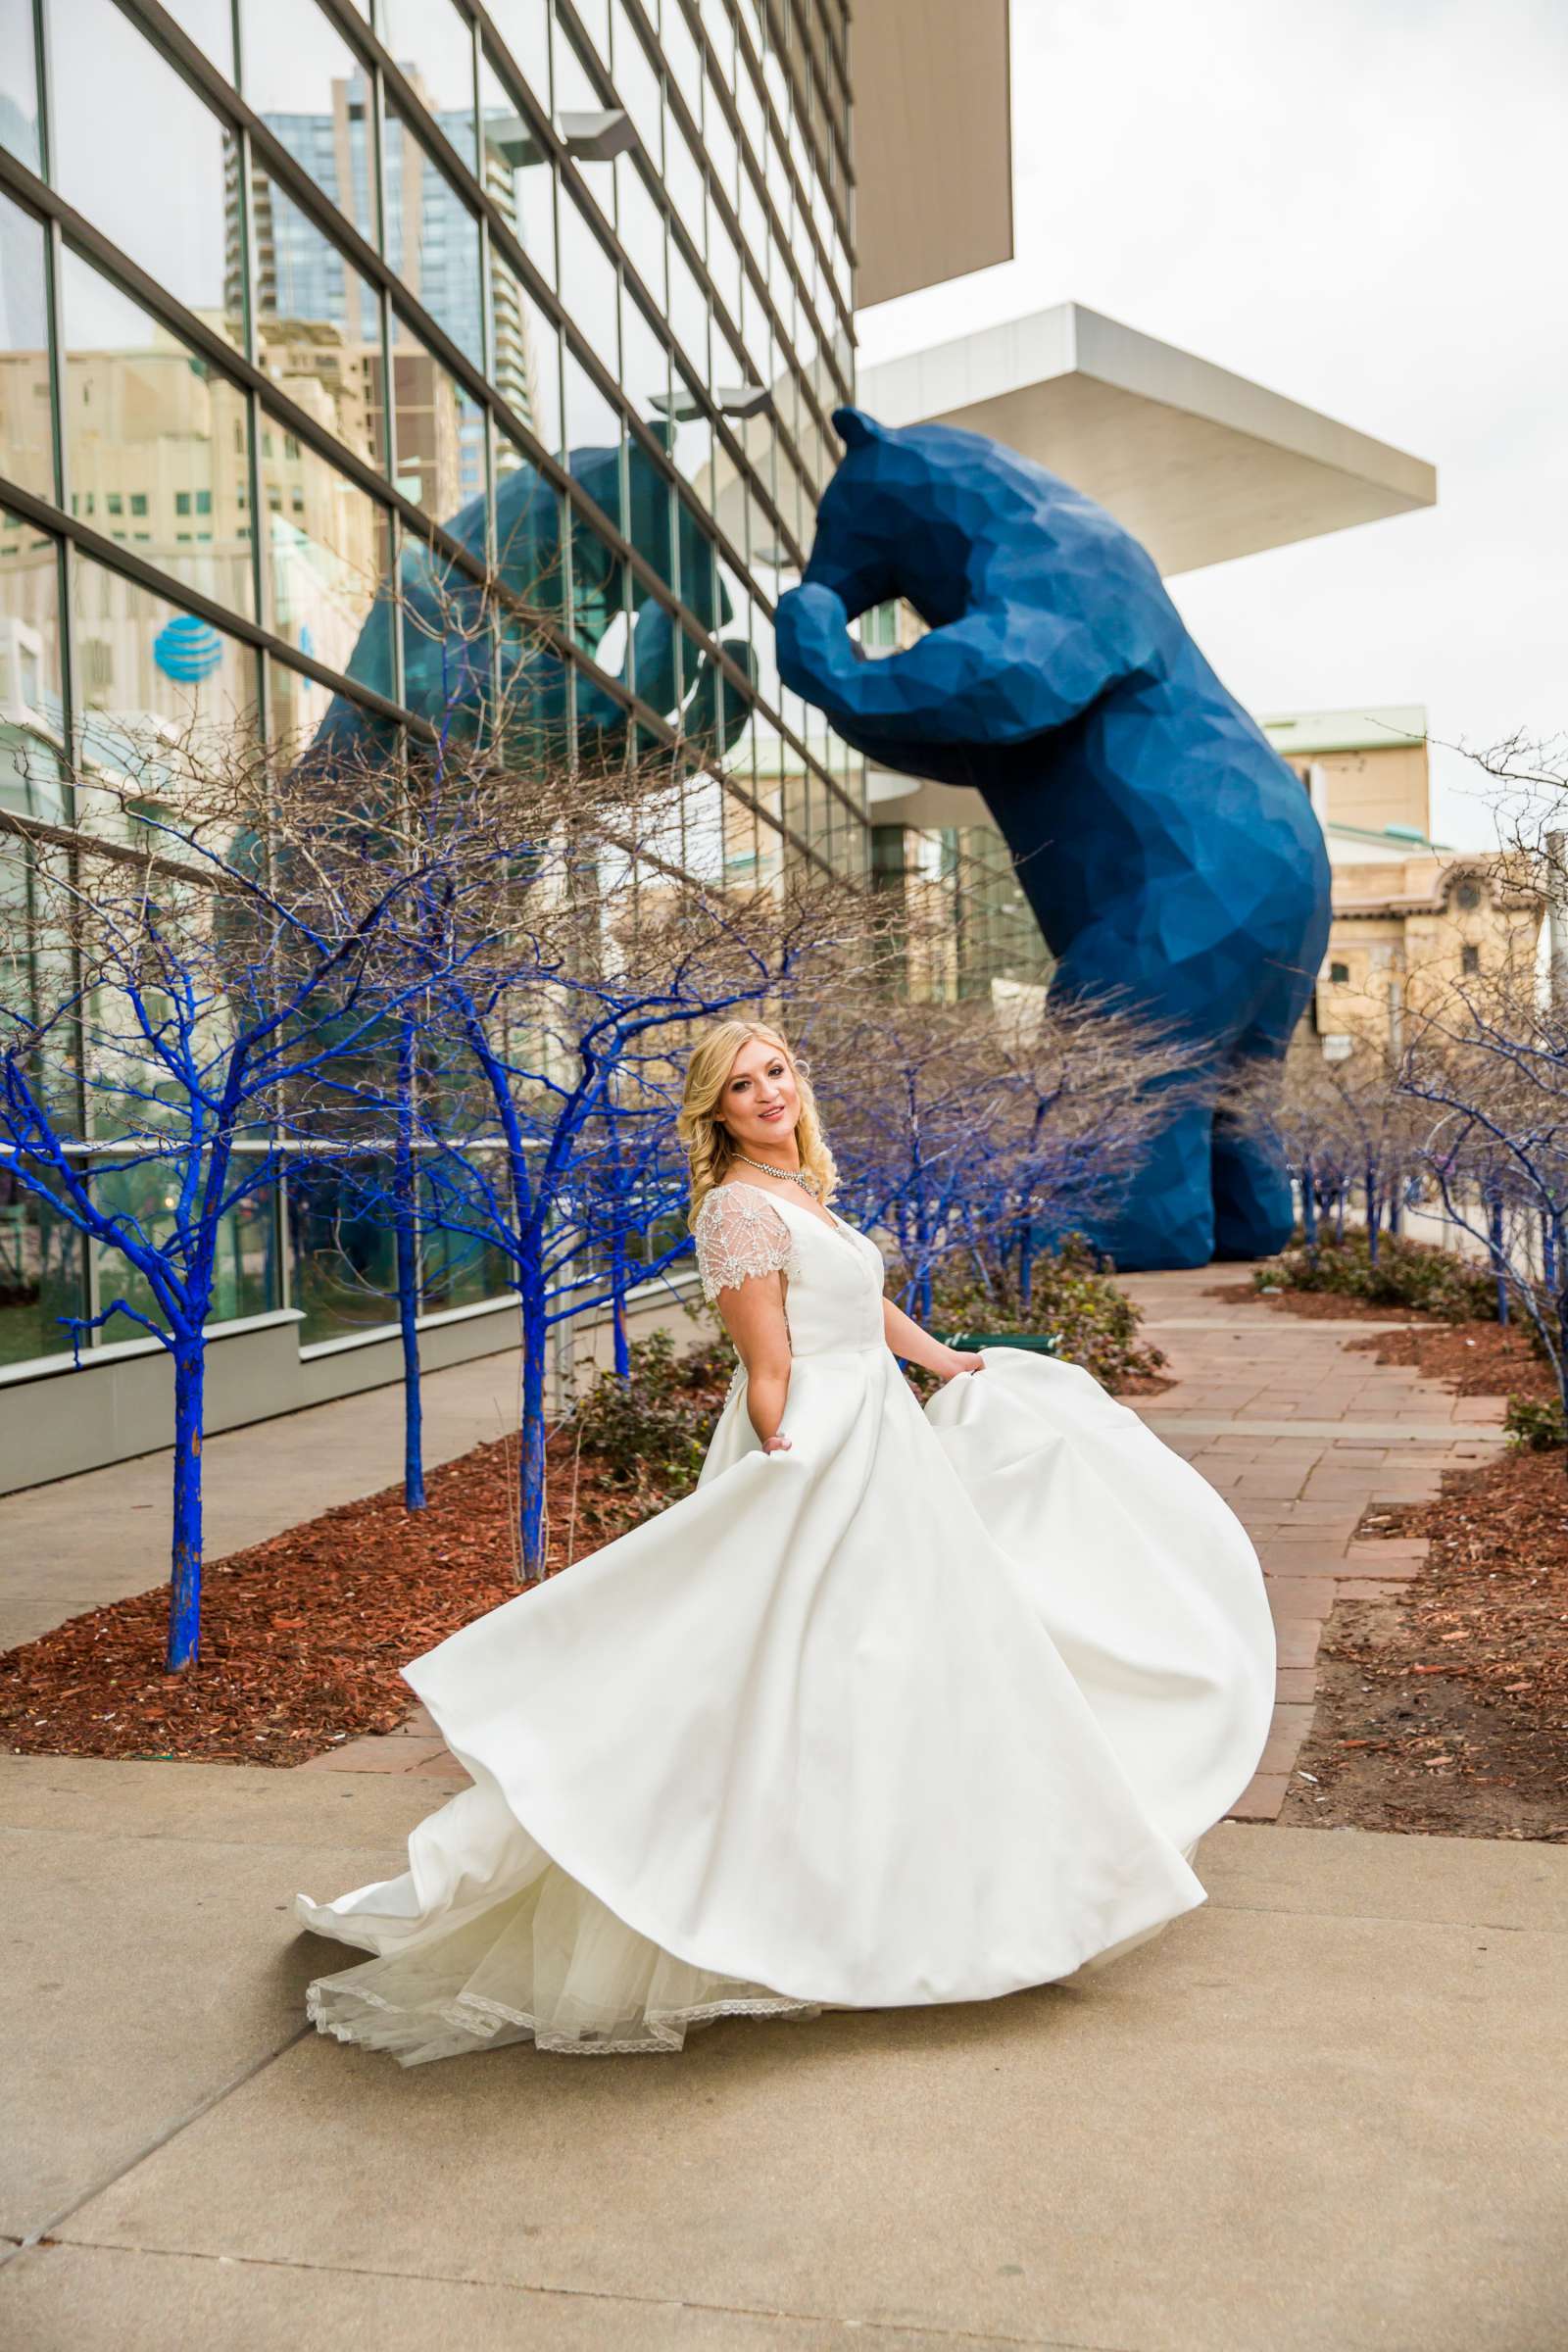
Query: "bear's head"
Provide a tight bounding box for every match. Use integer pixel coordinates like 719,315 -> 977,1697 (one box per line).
802,406 -> 1011,630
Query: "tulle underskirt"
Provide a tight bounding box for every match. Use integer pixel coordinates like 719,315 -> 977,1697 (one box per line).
301,1834 -> 1199,2065
304,1847 -> 823,2064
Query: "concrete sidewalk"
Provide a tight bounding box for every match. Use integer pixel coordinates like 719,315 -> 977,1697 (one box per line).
3,1753 -> 1564,2350
7,1264 -> 1561,2347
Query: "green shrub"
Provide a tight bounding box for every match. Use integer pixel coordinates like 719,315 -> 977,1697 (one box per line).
1257,1228 -> 1500,1322
572,1328 -> 730,1502
931,1233 -> 1166,1391
1503,1393 -> 1567,1452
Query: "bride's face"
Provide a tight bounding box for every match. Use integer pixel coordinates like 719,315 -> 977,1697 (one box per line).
717,1037 -> 801,1151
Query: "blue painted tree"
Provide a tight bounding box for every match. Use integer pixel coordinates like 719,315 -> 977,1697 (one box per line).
0,758 -> 489,1668
1398,963 -> 1568,1421
390,807 -> 882,1583
811,994 -> 1190,1320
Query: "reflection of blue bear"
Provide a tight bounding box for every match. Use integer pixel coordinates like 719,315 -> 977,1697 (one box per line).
311,432 -> 757,771
776,407 -> 1332,1270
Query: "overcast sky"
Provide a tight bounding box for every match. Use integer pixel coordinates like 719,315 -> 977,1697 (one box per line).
856,0 -> 1567,850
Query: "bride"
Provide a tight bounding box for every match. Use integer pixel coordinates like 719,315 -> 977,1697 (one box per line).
295,1020 -> 1275,2062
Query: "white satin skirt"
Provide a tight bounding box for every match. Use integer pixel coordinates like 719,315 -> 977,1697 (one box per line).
296,1348 -> 1274,2062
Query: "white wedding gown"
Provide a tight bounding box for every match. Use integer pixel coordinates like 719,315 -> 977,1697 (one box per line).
295,1182 -> 1274,2063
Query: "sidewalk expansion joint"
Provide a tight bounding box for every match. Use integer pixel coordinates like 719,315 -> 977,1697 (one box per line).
1136,1415 -> 1507,1443
1,2027 -> 310,2272
30,2236 -> 1142,2351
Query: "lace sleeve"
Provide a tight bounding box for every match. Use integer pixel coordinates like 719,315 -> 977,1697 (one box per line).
693,1184 -> 794,1303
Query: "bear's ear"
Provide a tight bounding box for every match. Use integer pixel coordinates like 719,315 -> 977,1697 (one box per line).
832,405 -> 886,452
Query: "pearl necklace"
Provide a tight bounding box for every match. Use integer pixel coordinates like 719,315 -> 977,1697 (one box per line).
731,1151 -> 820,1198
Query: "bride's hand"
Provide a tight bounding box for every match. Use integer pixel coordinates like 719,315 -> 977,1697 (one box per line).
762,1430 -> 793,1453
939,1348 -> 984,1379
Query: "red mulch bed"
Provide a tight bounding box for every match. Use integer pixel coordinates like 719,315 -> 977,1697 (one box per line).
1341,1316 -> 1550,1400
1227,1268 -> 1568,1840
0,1428 -> 658,1770
3,1335 -> 1164,1772
1204,1278 -> 1424,1323
1284,1447 -> 1568,1842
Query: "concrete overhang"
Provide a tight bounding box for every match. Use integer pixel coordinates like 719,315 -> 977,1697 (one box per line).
857,302 -> 1437,576
851,0 -> 1014,307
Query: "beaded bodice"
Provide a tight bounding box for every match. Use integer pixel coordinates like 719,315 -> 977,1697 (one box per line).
692,1180 -> 886,1357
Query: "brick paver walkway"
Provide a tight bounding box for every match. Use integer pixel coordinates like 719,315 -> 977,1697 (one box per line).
1124,1266 -> 1505,1819
306,1265 -> 1507,1821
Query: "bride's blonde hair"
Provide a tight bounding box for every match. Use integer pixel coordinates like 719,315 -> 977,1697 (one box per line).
679,1019 -> 838,1227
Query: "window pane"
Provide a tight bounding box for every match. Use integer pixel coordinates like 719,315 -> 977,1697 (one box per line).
620,285 -> 670,436
259,418 -> 392,686
377,0 -> 477,172
419,1203 -> 511,1314
703,72 -> 738,207
661,1 -> 701,114
249,166 -> 385,474
0,192 -> 54,502
669,374 -> 713,511
487,0 -> 551,110
383,106 -> 484,366
480,49 -> 557,274
663,119 -> 705,257
71,556 -> 259,791
0,513 -> 67,821
163,0 -> 234,77
495,439 -> 565,617
0,0 -> 42,172
390,312 -> 484,520
243,0 -> 378,247
517,295 -> 563,458
614,154 -> 666,309
94,1177 -> 273,1339
574,0 -> 612,68
558,195 -> 618,374
50,0 -> 243,350
288,1156 -> 397,1343
612,3 -> 662,168
667,243 -> 708,380
569,514 -> 624,659
707,194 -> 742,324
61,249 -> 256,621
564,344 -> 623,531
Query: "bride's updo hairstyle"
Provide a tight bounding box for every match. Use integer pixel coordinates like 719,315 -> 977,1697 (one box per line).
679,1019 -> 838,1228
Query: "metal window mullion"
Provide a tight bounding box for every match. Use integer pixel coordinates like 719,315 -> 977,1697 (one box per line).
39,191 -> 102,1345
669,0 -> 854,364
362,51 -> 409,715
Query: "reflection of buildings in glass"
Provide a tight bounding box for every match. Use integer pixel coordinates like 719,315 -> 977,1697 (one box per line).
0,0 -> 872,1442
253,70 -> 539,516
475,113 -> 539,441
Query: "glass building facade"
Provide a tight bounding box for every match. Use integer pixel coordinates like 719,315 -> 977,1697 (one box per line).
0,0 -> 882,1373
0,0 -> 1041,1406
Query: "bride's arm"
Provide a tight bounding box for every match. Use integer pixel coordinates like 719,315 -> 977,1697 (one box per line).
881,1296 -> 983,1380
716,1275 -> 794,1451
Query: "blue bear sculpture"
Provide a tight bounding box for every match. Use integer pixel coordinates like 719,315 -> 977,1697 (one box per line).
775,407 -> 1332,1270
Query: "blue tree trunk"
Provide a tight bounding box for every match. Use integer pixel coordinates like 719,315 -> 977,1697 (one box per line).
168,1344 -> 205,1672
518,1261 -> 549,1583
1365,1160 -> 1380,1266
395,1211 -> 425,1511
1300,1154 -> 1319,1258
1489,1193 -> 1509,1325
1018,1224 -> 1034,1312
610,1220 -> 630,1381
1542,1209 -> 1556,1297
395,1019 -> 425,1511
